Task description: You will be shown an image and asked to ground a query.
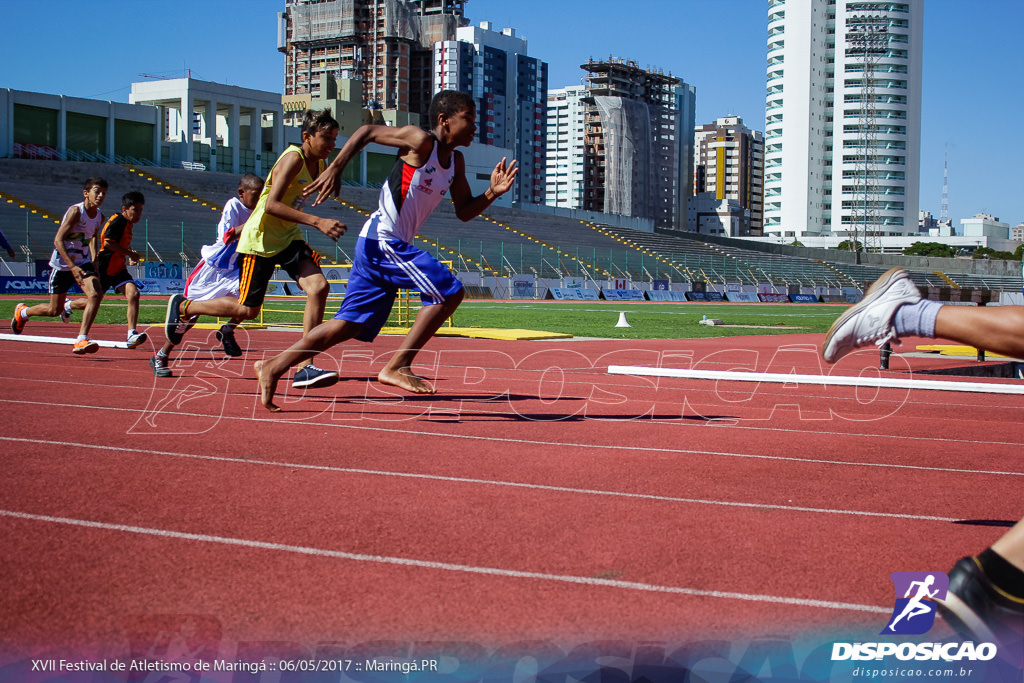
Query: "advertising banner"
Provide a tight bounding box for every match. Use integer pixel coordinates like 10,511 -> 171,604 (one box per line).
0,276 -> 51,294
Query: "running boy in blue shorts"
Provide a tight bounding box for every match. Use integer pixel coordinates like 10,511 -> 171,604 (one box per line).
11,177 -> 108,354
163,109 -> 346,389
253,90 -> 518,411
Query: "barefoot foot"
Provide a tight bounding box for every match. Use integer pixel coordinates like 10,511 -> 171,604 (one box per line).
253,360 -> 282,412
378,367 -> 436,394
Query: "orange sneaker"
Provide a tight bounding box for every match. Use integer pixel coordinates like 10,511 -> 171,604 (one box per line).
10,303 -> 28,334
72,338 -> 99,355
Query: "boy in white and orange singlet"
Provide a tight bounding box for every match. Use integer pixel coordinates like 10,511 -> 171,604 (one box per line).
11,177 -> 108,354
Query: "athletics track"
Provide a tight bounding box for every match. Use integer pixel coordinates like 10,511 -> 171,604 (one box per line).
1,318 -> 1021,681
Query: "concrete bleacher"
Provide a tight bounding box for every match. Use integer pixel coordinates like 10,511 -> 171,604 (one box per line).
707,242 -> 847,287
482,206 -> 662,280
0,158 -> 362,265
596,224 -> 755,284
0,158 -> 765,284
3,158 -> 1022,296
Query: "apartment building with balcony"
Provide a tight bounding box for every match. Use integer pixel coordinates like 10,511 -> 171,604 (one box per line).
762,0 -> 923,243
435,21 -> 548,204
544,85 -> 587,210
693,115 -> 764,236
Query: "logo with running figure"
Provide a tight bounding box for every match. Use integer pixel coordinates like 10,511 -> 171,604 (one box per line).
882,571 -> 949,635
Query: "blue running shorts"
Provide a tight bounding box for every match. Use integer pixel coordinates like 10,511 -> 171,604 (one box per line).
334,237 -> 463,342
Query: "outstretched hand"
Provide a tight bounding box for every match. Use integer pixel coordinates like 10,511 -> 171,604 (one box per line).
489,157 -> 519,197
303,165 -> 342,207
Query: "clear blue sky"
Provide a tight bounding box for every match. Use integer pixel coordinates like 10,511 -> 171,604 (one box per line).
2,0 -> 1021,229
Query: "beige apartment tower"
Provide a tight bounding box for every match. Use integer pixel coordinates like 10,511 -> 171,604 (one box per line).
693,116 -> 764,235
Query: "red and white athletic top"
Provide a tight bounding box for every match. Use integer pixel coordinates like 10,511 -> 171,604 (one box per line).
359,139 -> 455,244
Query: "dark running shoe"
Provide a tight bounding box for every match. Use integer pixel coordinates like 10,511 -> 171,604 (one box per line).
149,355 -> 173,378
216,327 -> 243,357
292,363 -> 339,389
937,556 -> 1024,650
165,294 -> 187,345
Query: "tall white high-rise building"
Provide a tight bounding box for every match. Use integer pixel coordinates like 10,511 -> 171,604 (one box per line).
545,85 -> 587,209
762,0 -> 922,243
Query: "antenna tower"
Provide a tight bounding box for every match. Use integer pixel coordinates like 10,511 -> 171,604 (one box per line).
941,146 -> 949,222
847,14 -> 889,262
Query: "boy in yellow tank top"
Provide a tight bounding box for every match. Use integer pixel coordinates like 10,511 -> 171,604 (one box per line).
162,109 -> 346,389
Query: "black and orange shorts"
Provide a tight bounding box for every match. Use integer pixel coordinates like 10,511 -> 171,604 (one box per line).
237,240 -> 322,309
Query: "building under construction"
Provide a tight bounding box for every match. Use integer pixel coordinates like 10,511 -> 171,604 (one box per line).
278,0 -> 467,118
581,58 -> 680,229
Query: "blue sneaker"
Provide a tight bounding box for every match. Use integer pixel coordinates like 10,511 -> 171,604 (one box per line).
292,363 -> 339,389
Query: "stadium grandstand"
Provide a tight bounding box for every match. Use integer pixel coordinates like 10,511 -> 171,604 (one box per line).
1,158 -> 1021,300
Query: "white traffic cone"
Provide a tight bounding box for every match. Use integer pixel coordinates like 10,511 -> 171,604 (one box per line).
615,311 -> 631,328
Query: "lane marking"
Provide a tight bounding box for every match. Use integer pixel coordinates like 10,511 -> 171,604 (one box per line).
0,436 -> 968,522
0,508 -> 891,616
1,400 -> 1021,476
609,365 -> 1024,396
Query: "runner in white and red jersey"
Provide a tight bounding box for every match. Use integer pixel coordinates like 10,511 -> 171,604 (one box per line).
147,174 -> 263,377
253,90 -> 518,412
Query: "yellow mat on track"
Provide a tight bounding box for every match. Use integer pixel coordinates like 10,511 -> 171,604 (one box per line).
916,344 -> 1010,359
384,326 -> 572,341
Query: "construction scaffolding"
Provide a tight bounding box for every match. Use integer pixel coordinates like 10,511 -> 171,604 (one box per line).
581,58 -> 680,229
592,96 -> 653,219
283,0 -> 465,111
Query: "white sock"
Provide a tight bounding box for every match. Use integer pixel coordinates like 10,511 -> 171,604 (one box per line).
64,300 -> 72,314
76,334 -> 87,341
893,299 -> 942,338
128,329 -> 137,337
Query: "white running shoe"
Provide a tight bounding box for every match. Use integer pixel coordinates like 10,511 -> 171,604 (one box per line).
126,331 -> 148,348
822,267 -> 921,363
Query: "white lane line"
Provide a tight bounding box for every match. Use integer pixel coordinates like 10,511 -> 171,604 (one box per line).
1,401 -> 1021,477
0,508 -> 891,616
609,365 -> 1024,396
2,372 -> 1023,448
0,333 -> 130,348
0,436 -> 965,523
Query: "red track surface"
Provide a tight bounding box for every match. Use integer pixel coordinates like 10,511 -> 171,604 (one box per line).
1,320 -> 1021,675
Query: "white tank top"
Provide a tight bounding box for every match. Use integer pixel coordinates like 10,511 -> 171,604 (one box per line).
49,201 -> 104,270
360,140 -> 455,244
